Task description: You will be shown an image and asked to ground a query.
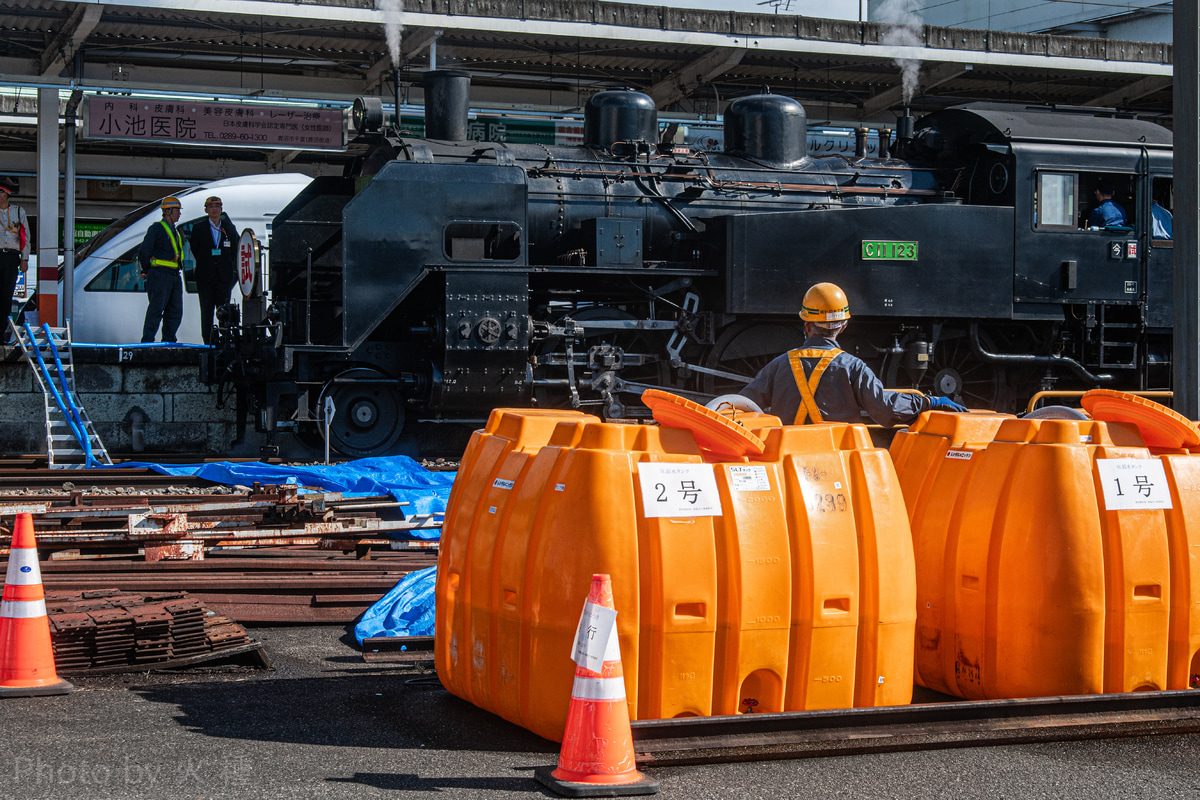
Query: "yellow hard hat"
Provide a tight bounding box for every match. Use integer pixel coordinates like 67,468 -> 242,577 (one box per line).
160,196 -> 182,210
800,282 -> 851,323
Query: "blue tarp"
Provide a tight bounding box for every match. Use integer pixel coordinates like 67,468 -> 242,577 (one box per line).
116,456 -> 456,538
354,566 -> 437,644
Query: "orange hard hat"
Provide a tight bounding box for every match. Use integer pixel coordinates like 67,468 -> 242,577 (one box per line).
800,282 -> 851,323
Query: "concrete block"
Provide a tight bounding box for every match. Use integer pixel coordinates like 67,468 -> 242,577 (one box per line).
0,363 -> 34,392
124,365 -> 210,394
0,421 -> 43,454
73,363 -> 123,393
171,391 -> 235,423
79,393 -> 165,423
0,391 -> 48,422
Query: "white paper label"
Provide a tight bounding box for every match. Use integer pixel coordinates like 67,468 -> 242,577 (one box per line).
637,463 -> 723,518
728,465 -> 770,492
554,484 -> 566,492
492,478 -> 514,490
1096,458 -> 1173,510
945,450 -> 973,460
571,601 -> 618,671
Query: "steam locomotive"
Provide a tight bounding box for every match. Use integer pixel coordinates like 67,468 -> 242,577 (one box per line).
206,70 -> 1174,457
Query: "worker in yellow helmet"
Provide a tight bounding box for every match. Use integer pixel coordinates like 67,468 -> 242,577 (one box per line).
138,196 -> 186,343
739,282 -> 967,426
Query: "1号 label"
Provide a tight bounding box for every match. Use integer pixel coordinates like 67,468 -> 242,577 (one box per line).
1096,458 -> 1172,510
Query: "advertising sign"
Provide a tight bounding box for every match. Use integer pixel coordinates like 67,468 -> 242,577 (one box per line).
84,96 -> 344,150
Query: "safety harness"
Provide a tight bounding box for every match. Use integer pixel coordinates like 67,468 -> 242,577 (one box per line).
150,220 -> 184,269
787,347 -> 844,424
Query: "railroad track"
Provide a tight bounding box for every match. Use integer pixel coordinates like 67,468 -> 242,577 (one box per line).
629,690 -> 1200,764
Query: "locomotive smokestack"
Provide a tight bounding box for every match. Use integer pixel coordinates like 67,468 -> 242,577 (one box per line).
895,108 -> 914,158
394,68 -> 402,132
423,69 -> 470,141
877,127 -> 892,160
855,127 -> 868,159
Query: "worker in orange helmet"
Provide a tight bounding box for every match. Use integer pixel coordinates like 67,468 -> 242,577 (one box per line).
739,282 -> 967,426
138,196 -> 186,343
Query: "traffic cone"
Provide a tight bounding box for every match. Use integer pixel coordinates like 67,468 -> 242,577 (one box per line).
534,574 -> 658,797
0,513 -> 72,697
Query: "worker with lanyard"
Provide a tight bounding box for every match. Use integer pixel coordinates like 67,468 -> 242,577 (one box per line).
738,282 -> 967,426
138,196 -> 186,343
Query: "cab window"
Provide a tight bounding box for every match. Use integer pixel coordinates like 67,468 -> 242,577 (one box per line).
1151,177 -> 1173,246
1035,172 -> 1076,229
1034,171 -> 1136,231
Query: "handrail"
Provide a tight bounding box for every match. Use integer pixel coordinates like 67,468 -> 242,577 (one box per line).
42,323 -> 97,467
22,322 -> 86,452
1026,389 -> 1174,414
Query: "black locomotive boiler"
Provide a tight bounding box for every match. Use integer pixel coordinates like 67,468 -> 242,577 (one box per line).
207,70 -> 1174,458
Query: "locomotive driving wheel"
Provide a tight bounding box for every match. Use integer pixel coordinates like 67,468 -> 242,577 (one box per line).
886,328 -> 1009,412
700,321 -> 807,398
317,367 -> 406,458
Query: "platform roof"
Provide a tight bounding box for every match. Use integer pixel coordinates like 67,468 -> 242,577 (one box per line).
0,0 -> 1176,205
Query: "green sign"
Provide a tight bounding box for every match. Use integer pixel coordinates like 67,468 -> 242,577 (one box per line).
393,113 -> 581,146
862,240 -> 918,261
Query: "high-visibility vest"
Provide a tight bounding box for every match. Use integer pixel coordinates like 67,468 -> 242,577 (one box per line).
150,220 -> 184,269
786,347 -> 844,424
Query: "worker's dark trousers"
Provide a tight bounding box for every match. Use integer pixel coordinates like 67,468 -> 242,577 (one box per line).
141,266 -> 183,343
0,249 -> 22,344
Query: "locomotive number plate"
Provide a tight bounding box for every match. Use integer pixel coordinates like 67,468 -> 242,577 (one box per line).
862,240 -> 918,261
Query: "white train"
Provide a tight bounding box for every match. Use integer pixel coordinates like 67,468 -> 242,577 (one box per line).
60,173 -> 312,344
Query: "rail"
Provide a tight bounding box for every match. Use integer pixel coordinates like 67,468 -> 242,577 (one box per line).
630,689 -> 1200,764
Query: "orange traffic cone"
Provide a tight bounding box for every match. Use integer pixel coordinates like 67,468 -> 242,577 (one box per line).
0,513 -> 72,697
534,574 -> 658,797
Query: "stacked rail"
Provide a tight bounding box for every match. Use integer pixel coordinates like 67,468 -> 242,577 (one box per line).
39,552 -> 436,623
0,484 -> 441,561
0,477 -> 441,622
46,589 -> 267,673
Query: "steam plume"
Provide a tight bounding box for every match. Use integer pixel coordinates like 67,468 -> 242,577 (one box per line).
875,0 -> 922,106
378,0 -> 404,68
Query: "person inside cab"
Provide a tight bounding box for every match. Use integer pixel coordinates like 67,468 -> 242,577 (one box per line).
738,282 -> 967,427
1087,179 -> 1127,229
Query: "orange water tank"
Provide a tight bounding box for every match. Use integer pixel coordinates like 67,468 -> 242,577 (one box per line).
891,412 -> 1194,699
437,398 -> 917,742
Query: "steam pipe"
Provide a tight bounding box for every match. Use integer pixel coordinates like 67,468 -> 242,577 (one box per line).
854,127 -> 868,159
895,108 -> 914,158
394,68 -> 402,131
968,323 -> 1113,384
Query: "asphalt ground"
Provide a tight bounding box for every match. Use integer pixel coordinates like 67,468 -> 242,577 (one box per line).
1,625 -> 1198,800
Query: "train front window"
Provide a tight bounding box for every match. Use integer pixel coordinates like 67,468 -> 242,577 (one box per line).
85,220 -> 202,293
1035,172 -> 1076,229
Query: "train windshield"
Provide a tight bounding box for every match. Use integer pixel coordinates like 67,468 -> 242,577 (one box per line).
76,198 -> 169,260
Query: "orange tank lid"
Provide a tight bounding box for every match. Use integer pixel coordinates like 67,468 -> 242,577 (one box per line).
1080,389 -> 1200,449
642,389 -> 766,458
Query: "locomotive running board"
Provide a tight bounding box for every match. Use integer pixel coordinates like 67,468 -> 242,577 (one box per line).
630,690 -> 1200,765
